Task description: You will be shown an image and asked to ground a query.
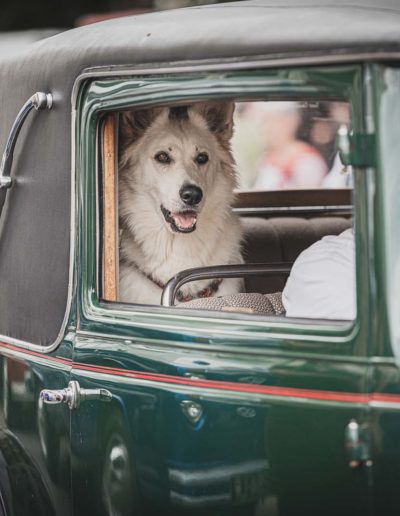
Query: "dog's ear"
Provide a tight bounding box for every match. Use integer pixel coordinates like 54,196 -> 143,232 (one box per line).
193,101 -> 235,144
120,108 -> 161,142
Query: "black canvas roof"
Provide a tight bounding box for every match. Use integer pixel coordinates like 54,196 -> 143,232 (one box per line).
3,0 -> 400,71
3,0 -> 400,72
0,0 -> 398,348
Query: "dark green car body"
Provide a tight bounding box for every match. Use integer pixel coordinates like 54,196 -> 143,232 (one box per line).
0,2 -> 399,515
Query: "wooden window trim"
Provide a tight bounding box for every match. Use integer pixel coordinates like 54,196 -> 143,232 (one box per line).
102,114 -> 119,302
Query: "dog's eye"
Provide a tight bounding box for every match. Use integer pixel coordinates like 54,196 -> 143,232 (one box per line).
155,151 -> 171,164
195,153 -> 209,165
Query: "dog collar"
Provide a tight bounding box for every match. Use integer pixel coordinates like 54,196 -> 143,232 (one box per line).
144,272 -> 222,303
176,279 -> 223,303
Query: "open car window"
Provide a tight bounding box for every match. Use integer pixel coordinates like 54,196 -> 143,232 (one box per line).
98,98 -> 355,324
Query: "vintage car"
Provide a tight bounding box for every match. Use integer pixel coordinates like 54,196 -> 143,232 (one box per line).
0,1 -> 399,515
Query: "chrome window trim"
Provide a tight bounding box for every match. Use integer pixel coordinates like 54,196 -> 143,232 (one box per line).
80,64 -> 362,351
71,51 -> 400,107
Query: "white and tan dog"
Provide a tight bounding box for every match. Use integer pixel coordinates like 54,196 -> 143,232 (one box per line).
118,102 -> 243,305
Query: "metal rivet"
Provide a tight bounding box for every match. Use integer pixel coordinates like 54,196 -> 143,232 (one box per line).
180,400 -> 203,424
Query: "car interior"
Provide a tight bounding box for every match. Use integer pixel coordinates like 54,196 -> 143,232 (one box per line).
98,99 -> 354,320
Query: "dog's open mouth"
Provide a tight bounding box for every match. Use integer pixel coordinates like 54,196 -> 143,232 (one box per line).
160,205 -> 197,233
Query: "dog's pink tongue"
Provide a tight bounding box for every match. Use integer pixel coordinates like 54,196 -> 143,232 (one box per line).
173,212 -> 197,229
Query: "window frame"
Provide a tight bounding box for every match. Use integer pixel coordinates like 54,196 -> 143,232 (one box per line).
75,64 -> 372,359
371,63 -> 400,358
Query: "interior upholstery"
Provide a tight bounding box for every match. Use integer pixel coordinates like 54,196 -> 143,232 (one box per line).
180,291 -> 285,315
241,216 -> 352,293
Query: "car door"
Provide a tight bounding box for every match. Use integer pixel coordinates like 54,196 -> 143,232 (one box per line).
0,337 -> 73,516
70,64 -> 374,516
71,322 -> 371,516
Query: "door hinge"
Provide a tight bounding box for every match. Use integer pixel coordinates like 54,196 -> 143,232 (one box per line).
337,126 -> 376,168
344,419 -> 373,469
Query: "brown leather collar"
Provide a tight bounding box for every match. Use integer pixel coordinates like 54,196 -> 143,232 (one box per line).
176,279 -> 222,303
145,271 -> 222,303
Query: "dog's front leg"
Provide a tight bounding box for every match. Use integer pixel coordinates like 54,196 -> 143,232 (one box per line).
217,277 -> 244,297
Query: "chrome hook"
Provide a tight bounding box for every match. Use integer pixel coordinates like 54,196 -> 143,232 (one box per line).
0,92 -> 53,189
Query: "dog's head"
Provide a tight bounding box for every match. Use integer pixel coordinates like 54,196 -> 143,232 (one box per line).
119,102 -> 236,234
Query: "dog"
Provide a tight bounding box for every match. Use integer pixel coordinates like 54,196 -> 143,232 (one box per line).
118,101 -> 243,305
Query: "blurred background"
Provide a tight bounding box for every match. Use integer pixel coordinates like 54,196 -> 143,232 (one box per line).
233,100 -> 352,190
0,0 -> 231,32
0,0 -> 234,55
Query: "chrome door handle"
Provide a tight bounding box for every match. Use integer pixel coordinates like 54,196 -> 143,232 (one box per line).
344,419 -> 372,469
0,92 -> 53,189
40,380 -> 112,410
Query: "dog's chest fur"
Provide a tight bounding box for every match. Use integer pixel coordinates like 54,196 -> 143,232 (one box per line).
119,208 -> 243,305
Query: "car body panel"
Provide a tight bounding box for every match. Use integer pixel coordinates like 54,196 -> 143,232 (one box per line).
71,334 -> 371,515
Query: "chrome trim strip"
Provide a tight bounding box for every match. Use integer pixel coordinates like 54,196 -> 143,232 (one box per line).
0,333 -> 58,354
71,50 -> 400,107
170,491 -> 230,508
0,486 -> 7,516
369,401 -> 400,411
168,459 -> 269,486
0,338 -> 72,367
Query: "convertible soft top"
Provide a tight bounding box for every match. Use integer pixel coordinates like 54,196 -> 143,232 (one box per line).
0,0 -> 398,347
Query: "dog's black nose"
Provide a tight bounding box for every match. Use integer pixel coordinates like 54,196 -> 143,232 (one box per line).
179,184 -> 203,206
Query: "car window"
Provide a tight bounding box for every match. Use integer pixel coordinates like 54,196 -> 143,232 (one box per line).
97,98 -> 355,325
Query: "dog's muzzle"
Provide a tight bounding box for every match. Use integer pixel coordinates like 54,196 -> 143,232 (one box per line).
160,205 -> 198,233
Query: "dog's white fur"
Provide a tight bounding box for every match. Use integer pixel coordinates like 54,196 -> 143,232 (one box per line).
118,102 -> 243,305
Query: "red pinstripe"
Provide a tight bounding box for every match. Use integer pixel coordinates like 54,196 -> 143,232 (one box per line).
1,340 -> 399,405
